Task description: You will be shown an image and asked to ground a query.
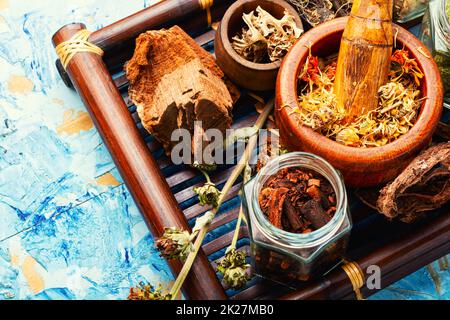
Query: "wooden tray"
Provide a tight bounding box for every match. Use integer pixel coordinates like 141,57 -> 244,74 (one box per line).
52,0 -> 450,300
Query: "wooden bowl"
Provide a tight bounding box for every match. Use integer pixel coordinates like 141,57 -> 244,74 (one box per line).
214,0 -> 302,91
275,17 -> 444,187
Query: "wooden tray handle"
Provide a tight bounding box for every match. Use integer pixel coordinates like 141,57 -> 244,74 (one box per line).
52,23 -> 226,300
89,0 -> 211,51
55,0 -> 235,87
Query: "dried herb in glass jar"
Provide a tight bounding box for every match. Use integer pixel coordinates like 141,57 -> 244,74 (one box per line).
242,152 -> 352,286
258,167 -> 337,233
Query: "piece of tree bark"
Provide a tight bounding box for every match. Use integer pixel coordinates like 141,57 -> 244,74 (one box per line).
268,187 -> 289,229
300,199 -> 331,229
283,197 -> 305,232
125,26 -> 235,156
377,142 -> 450,223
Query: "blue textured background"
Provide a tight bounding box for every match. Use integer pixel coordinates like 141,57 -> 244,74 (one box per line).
0,0 -> 448,300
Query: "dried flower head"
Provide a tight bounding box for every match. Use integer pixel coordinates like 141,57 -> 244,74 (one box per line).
389,48 -> 424,86
155,227 -> 193,261
216,249 -> 251,289
335,127 -> 360,147
194,182 -> 221,208
128,283 -> 172,300
232,6 -> 303,63
299,55 -> 321,86
291,49 -> 423,148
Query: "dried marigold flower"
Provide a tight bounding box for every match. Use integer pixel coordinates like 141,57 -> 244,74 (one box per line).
295,50 -> 423,148
300,55 -> 321,85
128,283 -> 172,300
217,249 -> 251,289
155,227 -> 193,261
389,49 -> 424,86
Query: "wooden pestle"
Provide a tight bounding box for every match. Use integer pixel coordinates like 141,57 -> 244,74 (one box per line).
334,0 -> 393,124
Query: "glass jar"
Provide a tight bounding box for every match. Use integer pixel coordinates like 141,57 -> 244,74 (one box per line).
420,0 -> 450,109
241,152 -> 352,288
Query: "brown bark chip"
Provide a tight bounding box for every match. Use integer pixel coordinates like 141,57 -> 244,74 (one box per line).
125,26 -> 236,155
377,142 -> 450,223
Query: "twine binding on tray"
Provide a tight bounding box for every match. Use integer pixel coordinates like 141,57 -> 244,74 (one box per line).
199,0 -> 214,26
55,29 -> 104,69
342,260 -> 365,300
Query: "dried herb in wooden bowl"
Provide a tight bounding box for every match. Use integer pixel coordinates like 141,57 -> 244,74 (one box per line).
289,49 -> 425,147
232,6 -> 303,63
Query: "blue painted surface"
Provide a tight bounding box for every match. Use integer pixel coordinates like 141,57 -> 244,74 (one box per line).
0,0 -> 448,300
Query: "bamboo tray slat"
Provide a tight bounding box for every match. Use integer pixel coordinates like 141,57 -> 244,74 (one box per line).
52,0 -> 450,300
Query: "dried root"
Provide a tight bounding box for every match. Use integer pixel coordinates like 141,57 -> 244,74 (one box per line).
377,142 -> 450,223
232,6 -> 303,63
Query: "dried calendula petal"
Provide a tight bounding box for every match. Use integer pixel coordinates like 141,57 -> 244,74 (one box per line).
296,49 -> 423,148
335,128 -> 360,146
